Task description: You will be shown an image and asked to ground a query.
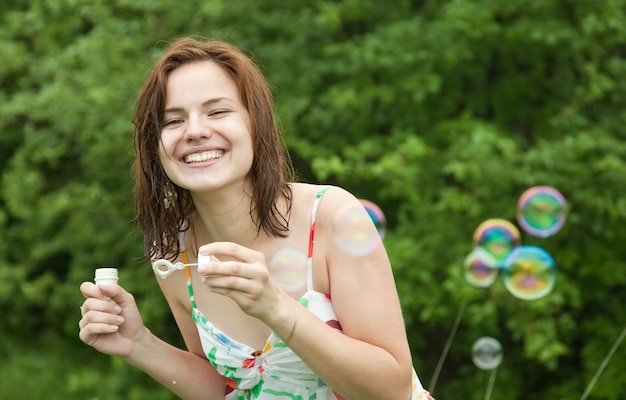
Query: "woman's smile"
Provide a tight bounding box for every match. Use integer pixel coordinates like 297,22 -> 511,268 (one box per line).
183,149 -> 226,164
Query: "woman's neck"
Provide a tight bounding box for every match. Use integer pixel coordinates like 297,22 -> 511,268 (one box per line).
188,184 -> 261,247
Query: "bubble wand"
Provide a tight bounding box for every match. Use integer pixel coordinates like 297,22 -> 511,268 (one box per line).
152,255 -> 215,279
152,259 -> 198,279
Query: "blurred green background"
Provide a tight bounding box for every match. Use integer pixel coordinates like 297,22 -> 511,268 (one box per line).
1,0 -> 625,398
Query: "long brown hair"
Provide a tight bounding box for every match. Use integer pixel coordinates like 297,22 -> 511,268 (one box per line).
132,37 -> 294,260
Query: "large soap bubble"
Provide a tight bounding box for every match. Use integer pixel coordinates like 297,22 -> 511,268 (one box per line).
502,245 -> 556,300
463,247 -> 499,288
332,202 -> 383,256
473,219 -> 521,266
269,247 -> 308,293
517,186 -> 567,238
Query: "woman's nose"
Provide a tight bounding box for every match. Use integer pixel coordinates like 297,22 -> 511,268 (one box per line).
184,115 -> 212,141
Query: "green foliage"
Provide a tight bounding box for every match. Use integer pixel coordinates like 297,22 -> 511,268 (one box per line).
1,0 -> 626,399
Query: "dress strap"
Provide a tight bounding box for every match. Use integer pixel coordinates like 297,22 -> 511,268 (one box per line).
306,186 -> 331,292
181,250 -> 198,309
177,228 -> 199,309
178,230 -> 186,251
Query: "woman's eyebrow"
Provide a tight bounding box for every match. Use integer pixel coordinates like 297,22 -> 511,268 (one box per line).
164,97 -> 232,113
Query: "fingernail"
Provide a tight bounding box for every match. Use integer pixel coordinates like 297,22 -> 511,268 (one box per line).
110,325 -> 119,331
117,316 -> 125,323
114,305 -> 122,313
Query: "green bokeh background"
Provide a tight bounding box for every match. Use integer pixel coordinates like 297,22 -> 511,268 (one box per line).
1,0 -> 625,398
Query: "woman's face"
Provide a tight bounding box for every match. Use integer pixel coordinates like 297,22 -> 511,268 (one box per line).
158,61 -> 253,196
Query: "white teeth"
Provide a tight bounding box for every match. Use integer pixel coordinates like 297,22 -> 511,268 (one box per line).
184,150 -> 223,163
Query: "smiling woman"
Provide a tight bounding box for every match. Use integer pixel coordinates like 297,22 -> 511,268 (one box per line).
158,60 -> 254,197
78,36 -> 433,400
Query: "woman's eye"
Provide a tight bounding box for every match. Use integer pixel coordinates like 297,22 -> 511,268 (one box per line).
163,119 -> 183,127
208,109 -> 229,117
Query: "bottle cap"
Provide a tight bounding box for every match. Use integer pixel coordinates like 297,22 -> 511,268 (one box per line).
94,267 -> 119,286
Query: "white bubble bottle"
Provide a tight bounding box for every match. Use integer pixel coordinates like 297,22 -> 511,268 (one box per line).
94,267 -> 119,286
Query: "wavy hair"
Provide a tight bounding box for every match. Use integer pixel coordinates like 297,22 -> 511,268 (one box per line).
132,37 -> 294,260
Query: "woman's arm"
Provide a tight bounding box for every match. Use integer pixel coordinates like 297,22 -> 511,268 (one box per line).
277,186 -> 414,399
198,186 -> 414,400
79,281 -> 226,400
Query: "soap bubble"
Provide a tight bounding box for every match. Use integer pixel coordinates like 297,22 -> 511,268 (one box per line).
359,199 -> 387,239
269,248 -> 308,293
473,219 -> 521,266
502,245 -> 556,300
471,337 -> 503,370
517,186 -> 567,238
463,247 -> 499,288
332,203 -> 383,256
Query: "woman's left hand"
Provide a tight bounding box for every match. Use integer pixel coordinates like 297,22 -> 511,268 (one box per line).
197,242 -> 288,321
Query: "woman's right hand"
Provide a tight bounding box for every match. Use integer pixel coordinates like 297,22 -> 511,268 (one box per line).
78,282 -> 147,358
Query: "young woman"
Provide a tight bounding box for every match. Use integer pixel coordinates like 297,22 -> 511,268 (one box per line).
78,37 -> 433,400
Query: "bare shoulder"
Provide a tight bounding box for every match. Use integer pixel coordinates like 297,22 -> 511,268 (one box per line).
289,183 -> 365,239
291,183 -> 373,256
290,183 -> 364,238
290,183 -> 359,209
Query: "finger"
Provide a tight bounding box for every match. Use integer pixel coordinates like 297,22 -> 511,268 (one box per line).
199,259 -> 253,277
201,273 -> 253,292
81,309 -> 125,326
80,281 -> 113,301
82,297 -> 122,315
96,283 -> 136,308
79,321 -> 121,343
201,277 -> 262,310
200,241 -> 264,263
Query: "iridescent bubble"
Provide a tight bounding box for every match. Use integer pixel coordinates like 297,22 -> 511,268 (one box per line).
471,337 -> 503,370
359,199 -> 387,239
463,247 -> 499,288
473,219 -> 521,266
502,245 -> 556,300
332,203 -> 383,256
269,248 -> 308,293
517,186 -> 567,238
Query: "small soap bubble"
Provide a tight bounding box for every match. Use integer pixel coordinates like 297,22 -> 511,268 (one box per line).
332,203 -> 382,256
359,199 -> 387,239
473,219 -> 521,266
269,248 -> 308,293
463,247 -> 499,288
502,245 -> 556,300
471,336 -> 503,370
517,186 -> 567,238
